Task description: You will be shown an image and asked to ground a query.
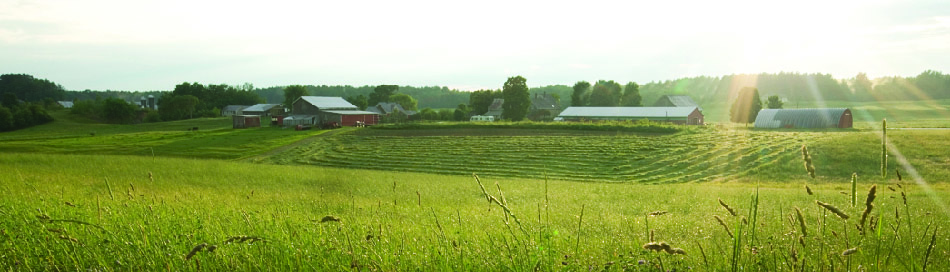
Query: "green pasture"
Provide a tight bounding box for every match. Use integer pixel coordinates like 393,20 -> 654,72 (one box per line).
1,153 -> 948,270
699,99 -> 950,127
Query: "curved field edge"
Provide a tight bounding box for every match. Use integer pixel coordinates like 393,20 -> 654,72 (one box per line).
1,153 -> 948,270
254,128 -> 950,184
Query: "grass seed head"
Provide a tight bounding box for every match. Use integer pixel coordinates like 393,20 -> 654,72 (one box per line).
718,198 -> 737,216
842,247 -> 858,256
185,243 -> 207,260
320,215 -> 341,223
805,185 -> 813,195
794,207 -> 807,237
713,215 -> 734,238
816,201 -> 849,220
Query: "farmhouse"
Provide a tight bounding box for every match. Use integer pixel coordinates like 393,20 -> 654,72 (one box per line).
753,108 -> 853,128
221,105 -> 250,116
291,96 -> 379,126
653,95 -> 702,111
528,93 -> 560,121
366,102 -> 416,117
557,106 -> 704,125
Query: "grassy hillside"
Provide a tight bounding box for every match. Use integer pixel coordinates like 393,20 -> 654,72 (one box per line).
2,153 -> 948,270
698,99 -> 950,126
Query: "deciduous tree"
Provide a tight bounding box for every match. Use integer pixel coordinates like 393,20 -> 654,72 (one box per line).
502,76 -> 530,121
572,81 -> 590,106
621,82 -> 642,106
730,87 -> 763,123
283,85 -> 308,108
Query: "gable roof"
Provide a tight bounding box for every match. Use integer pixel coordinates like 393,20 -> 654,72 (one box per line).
298,96 -> 358,110
558,107 -> 699,118
485,98 -> 505,116
654,95 -> 700,110
754,108 -> 851,128
222,105 -> 250,112
530,93 -> 559,110
242,104 -> 282,112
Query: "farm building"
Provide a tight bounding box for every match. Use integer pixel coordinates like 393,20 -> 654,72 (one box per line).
484,98 -> 505,119
221,105 -> 250,116
232,115 -> 261,128
57,101 -> 73,108
653,95 -> 702,111
557,106 -> 704,125
242,104 -> 284,117
528,93 -> 560,121
366,102 -> 417,117
753,108 -> 853,129
290,96 -> 379,126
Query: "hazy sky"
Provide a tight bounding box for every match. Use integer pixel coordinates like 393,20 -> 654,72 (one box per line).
2,0 -> 949,91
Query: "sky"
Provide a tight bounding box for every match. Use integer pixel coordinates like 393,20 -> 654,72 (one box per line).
1,0 -> 949,91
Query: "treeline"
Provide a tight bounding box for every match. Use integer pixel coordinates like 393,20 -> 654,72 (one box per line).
158,83 -> 262,121
255,85 -> 469,109
0,74 -> 58,131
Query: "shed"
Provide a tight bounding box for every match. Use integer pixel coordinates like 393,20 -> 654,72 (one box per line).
653,95 -> 702,111
557,106 -> 704,125
232,115 -> 261,128
322,110 -> 380,126
57,101 -> 74,108
753,108 -> 853,128
528,93 -> 560,121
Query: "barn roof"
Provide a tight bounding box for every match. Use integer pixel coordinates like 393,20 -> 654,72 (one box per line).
242,104 -> 282,112
754,108 -> 851,128
223,105 -> 250,111
323,110 -> 380,115
298,96 -> 358,110
653,95 -> 701,110
558,107 -> 699,118
530,93 -> 559,110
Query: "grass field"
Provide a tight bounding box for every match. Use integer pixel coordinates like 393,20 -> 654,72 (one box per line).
698,99 -> 950,126
1,108 -> 949,270
1,153 -> 948,270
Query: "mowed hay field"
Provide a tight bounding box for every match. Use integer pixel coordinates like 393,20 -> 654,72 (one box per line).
2,153 -> 949,270
253,126 -> 950,184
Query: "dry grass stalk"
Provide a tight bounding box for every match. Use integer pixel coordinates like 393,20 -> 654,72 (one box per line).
816,201 -> 849,220
648,211 -> 667,216
858,185 -> 877,234
714,215 -> 734,238
320,215 -> 341,223
802,145 -> 816,178
718,198 -> 737,216
185,243 -> 207,260
896,168 -> 902,182
642,242 -> 686,255
795,207 -> 807,236
805,185 -> 813,195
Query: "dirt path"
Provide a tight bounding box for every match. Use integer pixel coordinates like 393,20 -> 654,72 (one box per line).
241,127 -> 355,163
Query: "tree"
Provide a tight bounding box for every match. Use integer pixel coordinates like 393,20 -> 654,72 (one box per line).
0,106 -> 13,131
766,95 -> 784,109
283,85 -> 308,108
390,93 -> 418,111
572,81 -> 590,106
730,87 -> 763,123
159,95 -> 199,121
101,98 -> 138,124
852,73 -> 874,101
346,94 -> 368,110
469,89 -> 501,115
621,82 -> 642,106
589,80 -> 621,106
1,93 -> 18,108
453,104 -> 471,121
502,76 -> 530,121
369,85 -> 399,105
0,74 -> 65,102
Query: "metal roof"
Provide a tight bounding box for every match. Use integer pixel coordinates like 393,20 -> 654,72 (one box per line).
284,115 -> 315,120
242,104 -> 281,112
222,105 -> 250,111
298,96 -> 357,110
654,95 -> 701,110
754,108 -> 850,128
323,110 -> 379,115
558,107 -> 698,118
